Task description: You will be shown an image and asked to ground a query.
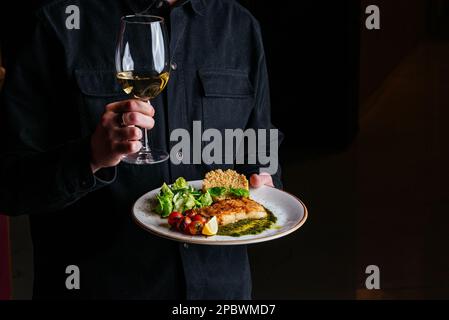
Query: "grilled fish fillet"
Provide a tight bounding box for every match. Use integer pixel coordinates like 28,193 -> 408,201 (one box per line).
197,198 -> 267,226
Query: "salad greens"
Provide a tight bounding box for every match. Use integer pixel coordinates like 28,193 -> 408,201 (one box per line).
207,187 -> 227,198
171,177 -> 188,191
154,177 -> 250,218
155,177 -> 213,217
229,188 -> 250,198
207,186 -> 249,200
155,183 -> 174,217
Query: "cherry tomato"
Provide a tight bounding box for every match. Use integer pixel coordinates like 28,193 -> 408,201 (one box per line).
188,221 -> 204,235
191,214 -> 207,224
168,212 -> 183,227
184,209 -> 197,218
176,216 -> 192,234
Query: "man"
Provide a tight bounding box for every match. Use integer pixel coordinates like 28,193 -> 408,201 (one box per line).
0,0 -> 281,299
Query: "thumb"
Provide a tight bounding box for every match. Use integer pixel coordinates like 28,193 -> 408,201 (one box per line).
250,173 -> 274,188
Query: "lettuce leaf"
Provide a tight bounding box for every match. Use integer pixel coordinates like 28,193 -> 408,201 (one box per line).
171,177 -> 188,191
173,192 -> 196,212
197,191 -> 213,207
173,192 -> 184,212
160,183 -> 174,198
183,193 -> 196,211
207,187 -> 249,199
155,193 -> 173,218
229,188 -> 250,198
154,183 -> 175,217
207,187 -> 227,198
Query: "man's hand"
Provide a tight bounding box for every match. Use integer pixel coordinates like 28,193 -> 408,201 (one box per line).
90,99 -> 155,173
250,173 -> 274,188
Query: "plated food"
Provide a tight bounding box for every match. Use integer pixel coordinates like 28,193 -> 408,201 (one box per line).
152,170 -> 278,237
133,178 -> 307,245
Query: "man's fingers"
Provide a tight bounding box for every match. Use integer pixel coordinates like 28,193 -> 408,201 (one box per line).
101,111 -> 117,128
250,175 -> 264,188
250,173 -> 274,188
111,126 -> 143,141
121,112 -> 155,129
113,141 -> 142,154
106,99 -> 155,117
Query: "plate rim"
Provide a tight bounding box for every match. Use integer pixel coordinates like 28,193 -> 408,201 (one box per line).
131,182 -> 308,246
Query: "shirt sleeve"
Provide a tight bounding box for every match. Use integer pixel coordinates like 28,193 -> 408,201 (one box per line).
0,12 -> 116,216
235,20 -> 284,189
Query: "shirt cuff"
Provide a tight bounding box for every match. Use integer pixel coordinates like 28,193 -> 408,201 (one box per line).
63,137 -> 117,195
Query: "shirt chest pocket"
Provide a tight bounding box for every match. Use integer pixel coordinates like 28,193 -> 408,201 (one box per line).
199,69 -> 255,132
75,69 -> 127,132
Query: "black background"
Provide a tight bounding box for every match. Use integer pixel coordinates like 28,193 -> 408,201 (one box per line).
240,0 -> 360,151
239,0 -> 360,299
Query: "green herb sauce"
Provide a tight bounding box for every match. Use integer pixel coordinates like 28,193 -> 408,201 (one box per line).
217,209 -> 278,237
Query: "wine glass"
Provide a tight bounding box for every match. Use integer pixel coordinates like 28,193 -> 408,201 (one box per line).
115,15 -> 170,165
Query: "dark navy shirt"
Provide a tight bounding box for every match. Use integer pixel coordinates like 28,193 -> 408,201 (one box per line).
0,0 -> 282,299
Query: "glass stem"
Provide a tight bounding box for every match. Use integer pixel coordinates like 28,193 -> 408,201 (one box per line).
139,99 -> 152,153
142,128 -> 151,152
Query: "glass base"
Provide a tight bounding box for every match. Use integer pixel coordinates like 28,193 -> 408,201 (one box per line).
122,149 -> 169,165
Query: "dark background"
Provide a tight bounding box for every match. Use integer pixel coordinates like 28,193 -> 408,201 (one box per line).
240,0 -> 360,299
2,0 -> 449,299
241,0 -> 449,299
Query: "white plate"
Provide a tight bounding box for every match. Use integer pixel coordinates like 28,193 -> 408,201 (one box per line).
132,180 -> 308,245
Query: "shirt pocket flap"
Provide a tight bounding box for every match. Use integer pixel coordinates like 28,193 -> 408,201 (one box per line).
198,69 -> 254,98
75,69 -> 125,97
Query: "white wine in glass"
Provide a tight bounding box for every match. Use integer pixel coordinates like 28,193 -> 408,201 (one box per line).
116,71 -> 170,101
115,15 -> 170,165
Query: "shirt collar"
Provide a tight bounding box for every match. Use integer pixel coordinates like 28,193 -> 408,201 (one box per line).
127,0 -> 205,16
188,0 -> 206,16
173,0 -> 206,16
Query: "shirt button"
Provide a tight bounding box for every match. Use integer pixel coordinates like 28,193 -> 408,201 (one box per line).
171,62 -> 178,71
176,151 -> 183,161
183,243 -> 189,249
